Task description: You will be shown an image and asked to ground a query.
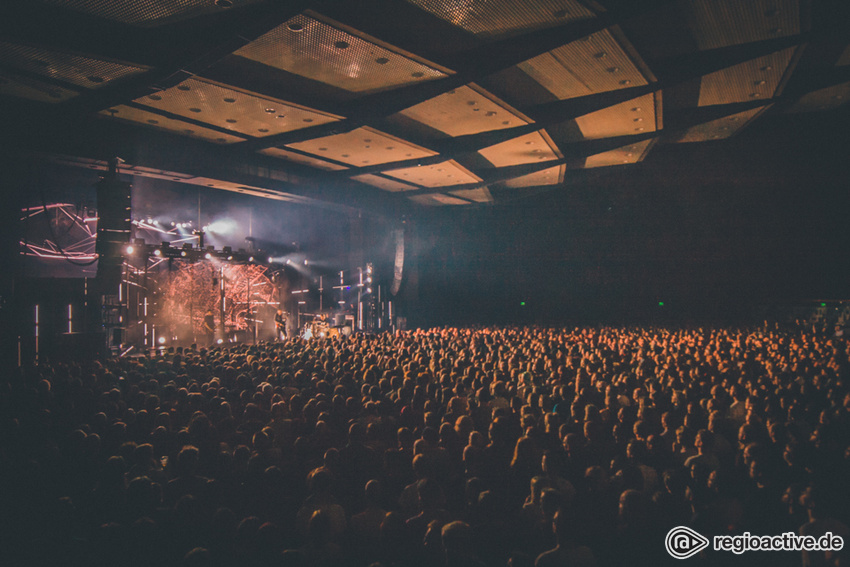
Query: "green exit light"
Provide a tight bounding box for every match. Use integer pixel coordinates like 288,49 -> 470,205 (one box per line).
821,303 -> 827,307
520,302 -> 526,306
658,302 -> 664,306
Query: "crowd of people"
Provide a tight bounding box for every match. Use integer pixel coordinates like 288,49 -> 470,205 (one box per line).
1,325 -> 848,566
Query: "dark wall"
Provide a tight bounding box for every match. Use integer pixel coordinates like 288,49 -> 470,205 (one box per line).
407,108 -> 850,327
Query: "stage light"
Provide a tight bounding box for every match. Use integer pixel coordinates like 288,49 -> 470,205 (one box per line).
304,259 -> 308,265
217,338 -> 223,344
285,259 -> 291,265
146,218 -> 153,224
367,277 -> 372,283
158,336 -> 166,345
227,256 -> 233,261
125,245 -> 135,254
153,249 -> 162,257
205,253 -> 212,260
367,287 -> 372,293
367,265 -> 372,274
267,257 -> 273,263
171,222 -> 176,227
181,251 -> 187,257
249,256 -> 254,262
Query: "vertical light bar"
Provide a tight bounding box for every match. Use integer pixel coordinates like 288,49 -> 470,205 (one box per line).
144,297 -> 148,317
68,304 -> 73,333
144,323 -> 148,347
34,304 -> 39,360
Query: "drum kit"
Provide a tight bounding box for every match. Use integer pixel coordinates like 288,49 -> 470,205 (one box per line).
300,313 -> 351,340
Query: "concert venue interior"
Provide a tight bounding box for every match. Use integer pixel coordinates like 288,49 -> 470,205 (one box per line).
1,1 -> 848,566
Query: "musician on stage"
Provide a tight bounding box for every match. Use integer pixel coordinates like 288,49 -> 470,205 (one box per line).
203,309 -> 216,345
275,309 -> 288,341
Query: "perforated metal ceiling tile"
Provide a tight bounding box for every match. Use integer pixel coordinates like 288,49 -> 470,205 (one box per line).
404,0 -> 595,39
449,187 -> 493,203
39,0 -> 266,26
100,105 -> 245,144
397,84 -> 531,137
787,82 -> 850,113
286,126 -> 436,167
678,107 -> 769,142
352,174 -> 420,192
383,160 -> 481,187
478,130 -> 561,167
574,92 -> 658,140
697,47 -> 797,107
0,70 -> 78,103
183,177 -> 295,201
0,42 -> 148,88
584,139 -> 654,168
502,164 -> 565,188
408,193 -> 467,206
235,13 -> 448,93
517,28 -> 650,100
684,0 -> 801,50
260,148 -> 349,171
136,78 -> 341,137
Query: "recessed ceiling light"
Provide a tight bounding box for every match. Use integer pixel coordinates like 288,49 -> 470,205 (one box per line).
318,147 -> 328,151
223,97 -> 236,103
375,57 -> 389,65
177,85 -> 190,91
149,94 -> 162,101
486,111 -> 497,117
754,80 -> 767,86
303,118 -> 313,122
276,114 -> 286,119
258,128 -> 269,133
287,22 -> 304,32
594,52 -> 607,59
334,41 -> 350,49
607,67 -> 620,73
147,119 -> 159,124
749,93 -> 761,98
265,108 -> 275,113
226,119 -> 237,123
411,72 -> 424,78
760,65 -> 773,71
342,154 -> 350,158
634,118 -> 643,122
215,0 -> 233,7
620,80 -> 631,86
631,107 -> 642,112
189,107 -> 202,112
635,127 -> 644,131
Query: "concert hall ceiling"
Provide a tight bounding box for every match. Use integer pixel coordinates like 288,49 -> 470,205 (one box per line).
1,0 -> 848,214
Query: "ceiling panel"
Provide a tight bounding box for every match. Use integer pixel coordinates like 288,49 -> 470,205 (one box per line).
678,106 -> 769,142
574,92 -> 659,139
517,28 -> 651,100
403,0 -> 595,39
260,148 -> 349,171
0,42 -> 148,88
408,193 -> 467,206
286,126 -> 436,167
478,130 -> 561,167
697,47 -> 797,106
449,187 -> 493,203
584,139 -> 654,168
383,160 -> 481,187
396,84 -> 531,137
99,105 -> 246,144
352,174 -> 420,192
136,78 -> 341,138
684,0 -> 802,50
235,13 -> 449,93
787,82 -> 850,113
183,177 -> 295,201
502,164 -> 565,188
0,70 -> 78,103
38,0 -> 266,26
